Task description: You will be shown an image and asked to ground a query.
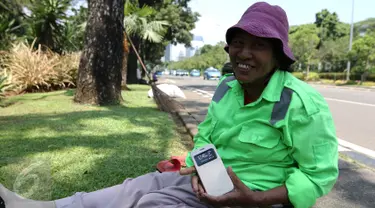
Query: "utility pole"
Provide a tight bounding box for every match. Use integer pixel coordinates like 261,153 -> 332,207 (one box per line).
346,0 -> 355,81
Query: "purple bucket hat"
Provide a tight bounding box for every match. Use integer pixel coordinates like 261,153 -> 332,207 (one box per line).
225,2 -> 295,64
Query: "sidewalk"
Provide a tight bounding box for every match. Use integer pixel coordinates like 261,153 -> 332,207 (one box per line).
173,89 -> 375,208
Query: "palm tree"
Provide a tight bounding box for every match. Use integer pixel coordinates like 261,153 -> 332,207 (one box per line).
26,0 -> 70,53
0,0 -> 27,50
122,0 -> 168,86
61,6 -> 87,52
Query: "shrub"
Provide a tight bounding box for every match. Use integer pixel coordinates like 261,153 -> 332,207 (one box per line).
1,41 -> 80,94
292,72 -> 320,81
334,80 -> 356,86
334,80 -> 347,85
319,73 -> 347,80
366,74 -> 375,82
55,52 -> 80,86
361,81 -> 375,87
292,72 -> 304,80
321,79 -> 335,84
305,72 -> 320,81
0,71 -> 14,100
319,72 -> 375,82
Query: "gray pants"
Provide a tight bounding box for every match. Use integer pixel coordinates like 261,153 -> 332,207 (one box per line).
54,171 -> 292,208
55,171 -> 212,208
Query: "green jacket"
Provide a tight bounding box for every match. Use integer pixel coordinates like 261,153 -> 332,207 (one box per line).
185,70 -> 339,208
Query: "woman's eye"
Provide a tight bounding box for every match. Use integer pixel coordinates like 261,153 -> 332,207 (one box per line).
232,40 -> 243,45
253,42 -> 267,49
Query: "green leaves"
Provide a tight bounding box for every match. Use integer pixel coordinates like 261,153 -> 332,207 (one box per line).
168,42 -> 228,71
124,1 -> 168,43
26,0 -> 71,52
350,31 -> 375,72
314,9 -> 345,40
142,21 -> 169,43
289,24 -> 320,67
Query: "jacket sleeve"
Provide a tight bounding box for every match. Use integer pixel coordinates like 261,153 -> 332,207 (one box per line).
285,99 -> 339,208
184,74 -> 232,167
185,102 -> 214,167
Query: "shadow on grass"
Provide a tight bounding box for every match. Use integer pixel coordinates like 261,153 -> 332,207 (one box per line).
0,107 -> 165,136
0,86 -> 151,108
1,90 -> 73,106
63,89 -> 75,97
0,106 -> 183,200
1,132 -> 170,199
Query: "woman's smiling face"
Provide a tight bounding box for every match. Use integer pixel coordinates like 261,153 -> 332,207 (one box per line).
228,29 -> 278,84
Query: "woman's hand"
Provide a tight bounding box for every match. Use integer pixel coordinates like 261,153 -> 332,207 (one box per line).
179,166 -> 205,196
180,166 -> 258,207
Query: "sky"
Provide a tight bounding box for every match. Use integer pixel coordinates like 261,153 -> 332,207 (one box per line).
188,0 -> 375,45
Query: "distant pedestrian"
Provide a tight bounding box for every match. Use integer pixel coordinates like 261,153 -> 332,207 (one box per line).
152,72 -> 158,82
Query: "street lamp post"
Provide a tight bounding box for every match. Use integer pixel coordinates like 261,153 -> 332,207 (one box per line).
346,0 -> 355,81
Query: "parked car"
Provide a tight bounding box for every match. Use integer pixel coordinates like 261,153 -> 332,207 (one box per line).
203,67 -> 221,80
176,69 -> 189,76
155,71 -> 163,77
190,69 -> 201,77
221,62 -> 233,76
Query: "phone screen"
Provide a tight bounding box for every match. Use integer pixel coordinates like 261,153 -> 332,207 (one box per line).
194,148 -> 217,166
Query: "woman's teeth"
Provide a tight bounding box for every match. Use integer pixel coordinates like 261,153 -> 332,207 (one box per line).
238,63 -> 250,69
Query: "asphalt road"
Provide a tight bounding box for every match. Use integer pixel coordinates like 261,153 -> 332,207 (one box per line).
163,75 -> 375,153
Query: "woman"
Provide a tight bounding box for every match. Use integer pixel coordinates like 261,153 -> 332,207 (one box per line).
0,2 -> 338,208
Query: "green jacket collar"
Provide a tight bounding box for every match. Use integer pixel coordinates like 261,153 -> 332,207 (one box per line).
226,70 -> 286,103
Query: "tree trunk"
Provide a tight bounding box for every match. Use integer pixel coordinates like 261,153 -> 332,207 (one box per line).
122,51 -> 131,90
122,34 -> 131,90
139,42 -> 146,79
127,36 -> 140,84
306,64 -> 310,79
74,0 -> 124,105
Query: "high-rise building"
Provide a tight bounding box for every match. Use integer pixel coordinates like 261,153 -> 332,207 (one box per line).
163,35 -> 204,62
186,35 -> 204,58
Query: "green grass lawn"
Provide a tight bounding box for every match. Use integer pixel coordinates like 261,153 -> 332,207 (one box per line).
0,85 -> 192,200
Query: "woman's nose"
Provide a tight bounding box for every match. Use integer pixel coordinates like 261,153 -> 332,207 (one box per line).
237,46 -> 253,60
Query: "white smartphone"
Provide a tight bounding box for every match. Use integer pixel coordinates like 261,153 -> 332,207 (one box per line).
190,144 -> 234,196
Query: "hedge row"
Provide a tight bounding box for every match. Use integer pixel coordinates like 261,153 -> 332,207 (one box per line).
292,72 -> 375,82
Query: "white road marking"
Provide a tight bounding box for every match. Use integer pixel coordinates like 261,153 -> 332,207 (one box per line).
338,138 -> 375,159
164,79 -> 176,83
194,89 -> 214,97
325,98 -> 375,107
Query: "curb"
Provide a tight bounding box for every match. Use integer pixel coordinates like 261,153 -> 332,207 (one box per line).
175,108 -> 199,139
150,81 -> 199,140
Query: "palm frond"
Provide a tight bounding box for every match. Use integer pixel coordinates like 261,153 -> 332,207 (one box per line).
124,15 -> 138,36
142,29 -> 164,43
123,1 -> 169,43
147,20 -> 169,32
124,1 -> 138,16
136,5 -> 155,17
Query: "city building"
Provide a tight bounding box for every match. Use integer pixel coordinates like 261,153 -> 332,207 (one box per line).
163,35 -> 204,62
